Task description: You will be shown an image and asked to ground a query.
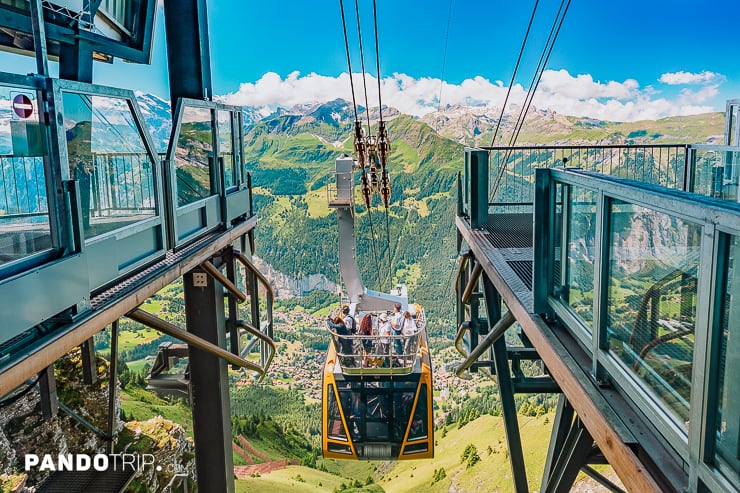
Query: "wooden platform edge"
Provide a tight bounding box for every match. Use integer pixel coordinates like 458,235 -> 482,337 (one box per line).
457,216 -> 665,493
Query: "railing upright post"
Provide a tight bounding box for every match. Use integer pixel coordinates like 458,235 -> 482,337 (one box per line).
533,168 -> 551,315
469,149 -> 489,229
684,145 -> 696,193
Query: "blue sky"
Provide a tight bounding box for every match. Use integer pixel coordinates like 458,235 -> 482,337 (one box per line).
4,0 -> 739,121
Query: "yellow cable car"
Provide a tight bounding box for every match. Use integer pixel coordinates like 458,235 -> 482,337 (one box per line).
322,309 -> 434,460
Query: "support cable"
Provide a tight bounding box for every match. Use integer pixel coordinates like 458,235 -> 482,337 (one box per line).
366,206 -> 382,288
490,0 -> 540,146
435,0 -> 454,123
339,0 -> 359,120
372,0 -> 392,287
354,0 -> 373,135
372,0 -> 383,123
490,0 -> 572,201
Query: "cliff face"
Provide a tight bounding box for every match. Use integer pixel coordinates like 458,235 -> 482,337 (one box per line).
251,256 -> 339,298
0,349 -> 195,492
0,350 -> 113,487
118,417 -> 195,492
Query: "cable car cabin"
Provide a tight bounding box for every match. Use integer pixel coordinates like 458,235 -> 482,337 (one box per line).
322,308 -> 434,460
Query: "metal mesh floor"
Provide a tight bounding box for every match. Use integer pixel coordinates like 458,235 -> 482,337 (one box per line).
37,457 -> 136,493
507,260 -> 533,291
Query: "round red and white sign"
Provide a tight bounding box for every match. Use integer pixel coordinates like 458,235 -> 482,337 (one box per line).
12,94 -> 34,119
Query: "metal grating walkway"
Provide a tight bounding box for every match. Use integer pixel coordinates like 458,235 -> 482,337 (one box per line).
482,212 -> 534,295
37,456 -> 136,493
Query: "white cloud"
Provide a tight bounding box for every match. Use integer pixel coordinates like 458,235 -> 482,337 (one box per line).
219,69 -> 725,122
659,70 -> 720,85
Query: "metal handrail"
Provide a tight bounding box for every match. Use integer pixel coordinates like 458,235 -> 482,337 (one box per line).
461,263 -> 482,305
235,319 -> 276,378
127,308 -> 265,374
454,310 -> 515,379
232,248 -> 274,333
201,260 -> 247,303
330,327 -> 427,373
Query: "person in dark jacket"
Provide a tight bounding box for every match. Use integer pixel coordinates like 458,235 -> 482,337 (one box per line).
327,315 -> 354,365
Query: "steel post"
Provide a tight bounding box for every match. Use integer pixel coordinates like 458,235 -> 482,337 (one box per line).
184,266 -> 234,493
39,365 -> 58,418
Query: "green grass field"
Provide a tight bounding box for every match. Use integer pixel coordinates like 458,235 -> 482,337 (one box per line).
118,327 -> 161,354
235,465 -> 373,493
120,386 -> 193,438
373,413 -> 554,493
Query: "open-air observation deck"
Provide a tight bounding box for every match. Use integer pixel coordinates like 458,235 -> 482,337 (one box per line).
455,100 -> 740,493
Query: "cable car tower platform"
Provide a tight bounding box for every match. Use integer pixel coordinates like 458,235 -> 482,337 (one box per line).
455,118 -> 740,493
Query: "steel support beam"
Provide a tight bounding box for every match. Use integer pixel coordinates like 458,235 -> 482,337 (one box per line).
29,0 -> 49,76
483,275 -> 529,493
107,320 -> 119,454
80,337 -> 98,385
543,418 -> 594,493
39,365 -> 58,418
467,149 -> 489,229
59,39 -> 93,83
541,394 -> 574,491
225,253 -> 241,365
163,0 -> 213,105
184,266 -> 234,493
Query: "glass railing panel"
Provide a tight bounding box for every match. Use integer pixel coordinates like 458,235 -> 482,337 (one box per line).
551,182 -> 564,296
564,186 -> 597,328
175,105 -> 214,207
217,110 -> 235,189
486,146 -> 688,213
62,91 -> 157,240
691,147 -> 740,201
713,233 -> 740,477
606,200 -> 699,428
0,86 -> 51,266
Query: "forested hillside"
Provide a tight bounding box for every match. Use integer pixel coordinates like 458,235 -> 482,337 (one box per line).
245,107 -> 463,330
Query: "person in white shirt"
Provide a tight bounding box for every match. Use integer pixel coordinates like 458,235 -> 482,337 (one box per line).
378,313 -> 392,360
402,311 -> 418,358
390,303 -> 404,356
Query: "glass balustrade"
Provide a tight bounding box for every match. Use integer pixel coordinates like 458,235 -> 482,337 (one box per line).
175,105 -> 214,207
62,91 -> 157,240
606,200 -> 699,428
0,85 -> 51,267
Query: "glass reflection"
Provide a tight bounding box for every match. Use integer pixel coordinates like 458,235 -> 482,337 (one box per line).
175,106 -> 214,206
607,200 -> 699,428
0,86 -> 51,267
714,235 -> 740,475
565,186 -> 597,328
63,92 -> 156,240
217,110 -> 235,189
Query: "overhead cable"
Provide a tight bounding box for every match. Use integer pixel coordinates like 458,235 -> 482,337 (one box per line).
354,0 -> 373,135
372,0 -> 383,123
490,0 -> 540,146
339,0 -> 359,120
490,0 -> 572,201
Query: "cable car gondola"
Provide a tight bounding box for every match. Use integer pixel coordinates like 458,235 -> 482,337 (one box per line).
321,156 -> 434,460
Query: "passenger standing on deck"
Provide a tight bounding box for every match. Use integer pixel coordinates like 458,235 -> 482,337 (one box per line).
343,306 -> 357,334
327,314 -> 354,366
378,314 -> 392,362
359,313 -> 374,354
342,305 -> 357,353
390,303 -> 404,357
402,310 -> 417,357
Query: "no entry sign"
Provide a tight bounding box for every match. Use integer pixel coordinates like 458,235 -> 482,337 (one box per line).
12,93 -> 34,119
